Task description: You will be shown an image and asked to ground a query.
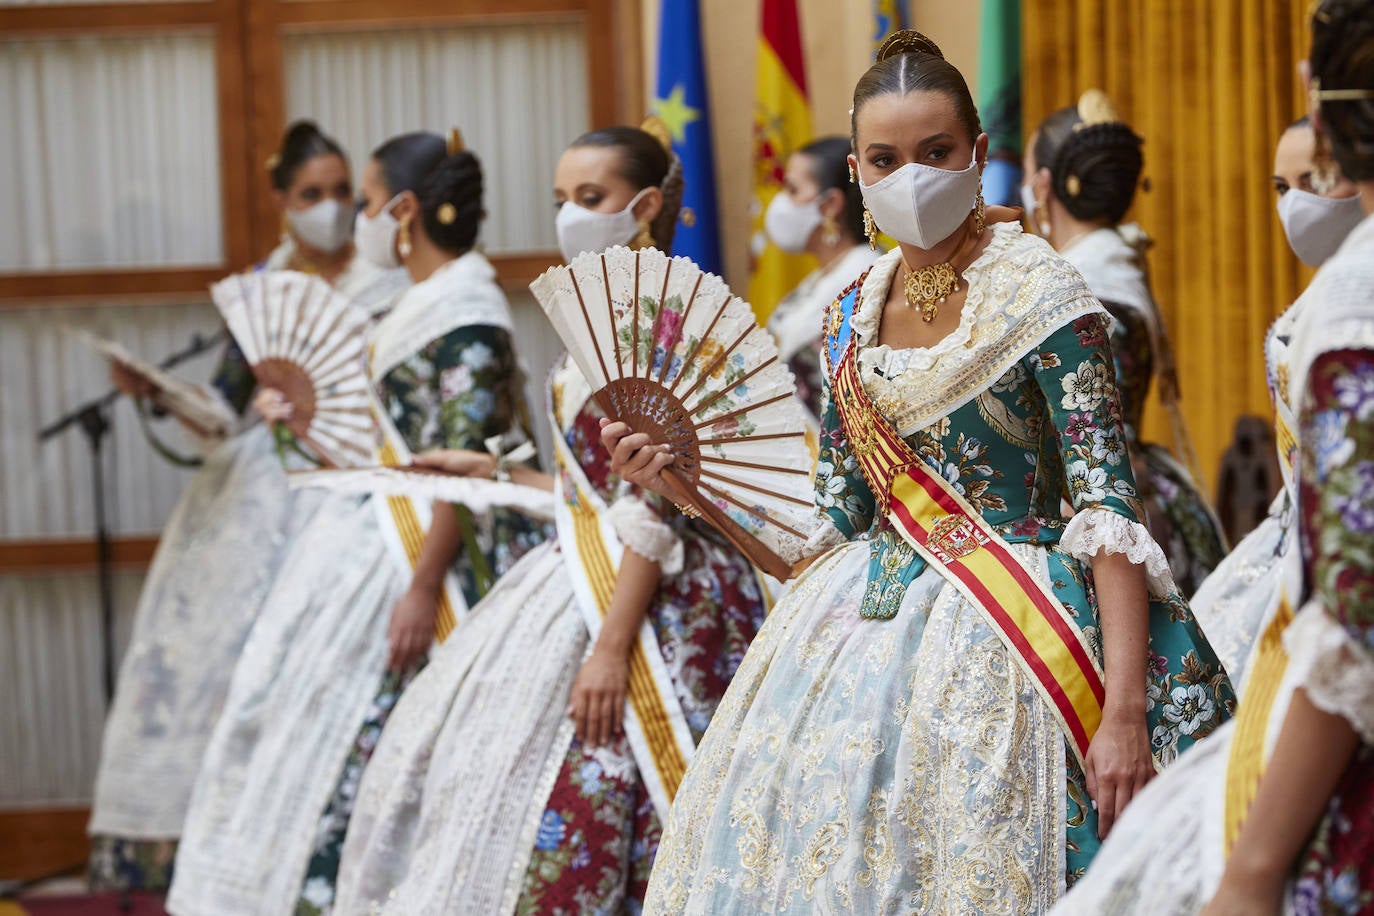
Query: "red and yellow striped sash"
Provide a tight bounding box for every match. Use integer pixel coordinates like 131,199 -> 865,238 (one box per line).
831,344 -> 1106,765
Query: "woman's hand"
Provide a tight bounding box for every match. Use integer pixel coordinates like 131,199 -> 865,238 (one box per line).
568,646 -> 629,748
599,418 -> 676,499
1198,872 -> 1283,916
386,584 -> 437,672
110,362 -> 158,399
252,387 -> 293,425
412,448 -> 496,478
1084,710 -> 1155,838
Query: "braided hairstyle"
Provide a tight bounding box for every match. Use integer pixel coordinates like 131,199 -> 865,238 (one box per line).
851,32 -> 982,147
568,126 -> 685,252
371,131 -> 485,255
1310,0 -> 1374,182
1032,99 -> 1144,224
270,120 -> 346,192
798,136 -> 865,243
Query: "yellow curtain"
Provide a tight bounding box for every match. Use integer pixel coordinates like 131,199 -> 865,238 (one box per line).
1023,0 -> 1312,491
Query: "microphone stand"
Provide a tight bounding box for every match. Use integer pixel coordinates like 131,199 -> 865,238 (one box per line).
38,329 -> 227,705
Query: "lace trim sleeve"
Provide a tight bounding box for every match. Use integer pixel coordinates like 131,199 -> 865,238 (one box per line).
1061,507 -> 1176,598
803,515 -> 850,556
607,495 -> 684,576
1283,601 -> 1374,745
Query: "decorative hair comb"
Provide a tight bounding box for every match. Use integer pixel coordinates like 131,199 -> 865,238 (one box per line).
1075,88 -> 1126,128
639,115 -> 674,154
447,127 -> 466,156
875,29 -> 945,63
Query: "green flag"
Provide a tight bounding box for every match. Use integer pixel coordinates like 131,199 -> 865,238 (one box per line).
977,0 -> 1022,206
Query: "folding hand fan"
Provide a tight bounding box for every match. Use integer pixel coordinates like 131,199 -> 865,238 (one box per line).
530,246 -> 816,579
211,270 -> 376,468
72,329 -> 237,440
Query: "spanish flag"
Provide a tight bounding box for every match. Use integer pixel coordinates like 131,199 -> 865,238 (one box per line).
747,0 -> 812,325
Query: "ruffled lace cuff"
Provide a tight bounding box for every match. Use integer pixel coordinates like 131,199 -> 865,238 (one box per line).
608,496 -> 683,575
1061,508 -> 1175,598
1283,601 -> 1374,744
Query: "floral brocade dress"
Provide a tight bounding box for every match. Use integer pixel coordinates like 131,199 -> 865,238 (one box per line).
332,358 -> 767,916
168,253 -> 544,916
1051,213 -> 1374,916
643,224 -> 1233,914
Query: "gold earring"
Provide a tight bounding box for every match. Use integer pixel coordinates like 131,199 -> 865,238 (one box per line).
974,189 -> 986,235
280,213 -> 290,240
862,207 -> 877,250
631,218 -> 655,250
822,215 -> 840,246
398,220 -> 412,258
848,162 -> 858,185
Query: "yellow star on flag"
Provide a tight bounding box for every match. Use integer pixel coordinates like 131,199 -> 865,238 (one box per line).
653,84 -> 700,144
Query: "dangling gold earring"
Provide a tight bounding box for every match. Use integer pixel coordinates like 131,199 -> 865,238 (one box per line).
398,219 -> 413,258
862,208 -> 877,250
631,218 -> 655,250
821,215 -> 840,246
848,162 -> 858,185
973,188 -> 986,235
1035,199 -> 1051,237
280,213 -> 291,241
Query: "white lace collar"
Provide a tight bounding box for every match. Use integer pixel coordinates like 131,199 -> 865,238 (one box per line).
1060,224 -> 1157,325
851,222 -> 1105,436
368,251 -> 513,382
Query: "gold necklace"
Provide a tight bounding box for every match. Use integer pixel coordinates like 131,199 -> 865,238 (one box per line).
900,220 -> 980,323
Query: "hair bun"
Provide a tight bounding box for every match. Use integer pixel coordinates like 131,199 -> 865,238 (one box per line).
875,29 -> 945,63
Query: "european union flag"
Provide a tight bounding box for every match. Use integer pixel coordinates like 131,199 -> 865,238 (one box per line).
654,0 -> 722,276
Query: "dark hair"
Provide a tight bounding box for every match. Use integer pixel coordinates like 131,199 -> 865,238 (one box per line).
1310,0 -> 1374,182
1032,104 -> 1144,224
270,120 -> 346,192
850,41 -> 981,147
371,131 -> 484,255
797,136 -> 865,243
568,126 -> 685,252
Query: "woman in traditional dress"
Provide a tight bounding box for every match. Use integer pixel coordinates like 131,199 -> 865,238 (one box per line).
763,137 -> 880,418
330,123 -> 768,915
1179,114 -> 1366,688
1051,5 -> 1374,911
88,121 -> 405,892
1022,93 -> 1228,598
166,132 -> 544,916
606,32 -> 1233,912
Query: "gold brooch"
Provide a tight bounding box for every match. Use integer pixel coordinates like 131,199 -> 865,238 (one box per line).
902,261 -> 959,323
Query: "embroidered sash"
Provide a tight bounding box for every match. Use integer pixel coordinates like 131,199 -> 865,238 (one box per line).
549,412 -> 696,821
826,289 -> 1105,766
367,383 -> 468,643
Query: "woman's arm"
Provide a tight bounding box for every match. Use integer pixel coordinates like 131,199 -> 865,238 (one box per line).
1203,347 -> 1374,914
387,505 -> 463,671
411,449 -> 555,493
1030,313 -> 1160,836
569,548 -> 660,747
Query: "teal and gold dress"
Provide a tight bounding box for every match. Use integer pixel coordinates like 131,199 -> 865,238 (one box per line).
644,224 -> 1233,914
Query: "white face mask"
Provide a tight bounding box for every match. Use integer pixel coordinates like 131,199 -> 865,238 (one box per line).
556,189 -> 650,263
354,194 -> 404,269
287,198 -> 354,255
764,190 -> 826,253
857,153 -> 980,249
1020,183 -> 1039,229
1276,188 -> 1365,267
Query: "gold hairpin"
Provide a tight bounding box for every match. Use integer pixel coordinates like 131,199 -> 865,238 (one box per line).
436,202 -> 457,225
1074,88 -> 1125,129
265,153 -> 281,172
875,29 -> 945,63
447,127 -> 466,156
1312,78 -> 1374,102
639,115 -> 673,154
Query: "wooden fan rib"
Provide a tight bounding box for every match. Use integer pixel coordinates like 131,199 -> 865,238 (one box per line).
244,274 -> 271,364
696,430 -> 807,447
290,279 -> 336,367
298,309 -> 367,376
669,293 -> 732,396
298,322 -> 366,386
656,272 -> 702,386
643,257 -> 673,382
569,268 -> 613,388
632,250 -> 641,379
691,390 -> 794,431
688,354 -> 780,419
697,454 -> 812,478
698,468 -> 814,507
678,322 -> 753,406
601,252 -> 624,383
282,276 -> 315,366
306,426 -> 373,464
697,481 -> 810,540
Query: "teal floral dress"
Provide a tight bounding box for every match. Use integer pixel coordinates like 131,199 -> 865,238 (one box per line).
294,323 -> 546,916
644,226 -> 1234,913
